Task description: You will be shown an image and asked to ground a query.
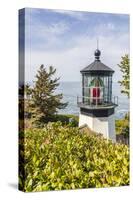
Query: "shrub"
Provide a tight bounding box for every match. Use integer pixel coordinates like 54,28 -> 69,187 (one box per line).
115,118 -> 129,137
19,122 -> 129,192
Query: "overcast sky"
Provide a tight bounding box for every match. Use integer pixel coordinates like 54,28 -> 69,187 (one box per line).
24,8 -> 130,83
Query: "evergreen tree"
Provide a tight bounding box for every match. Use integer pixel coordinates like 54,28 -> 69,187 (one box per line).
118,54 -> 130,97
25,83 -> 32,99
31,65 -> 67,123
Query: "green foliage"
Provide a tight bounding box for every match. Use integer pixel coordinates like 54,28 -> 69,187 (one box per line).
25,83 -> 32,98
118,54 -> 130,97
19,122 -> 129,192
52,114 -> 79,127
29,65 -> 67,123
115,119 -> 128,135
115,113 -> 129,137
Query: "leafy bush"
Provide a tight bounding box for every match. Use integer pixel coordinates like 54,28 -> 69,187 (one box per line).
26,114 -> 79,128
115,118 -> 129,136
33,114 -> 79,127
53,114 -> 79,127
19,122 -> 129,192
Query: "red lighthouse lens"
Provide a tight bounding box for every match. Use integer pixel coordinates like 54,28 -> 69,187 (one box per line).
92,87 -> 100,104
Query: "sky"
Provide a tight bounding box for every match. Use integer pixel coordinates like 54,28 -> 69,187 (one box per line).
22,8 -> 130,83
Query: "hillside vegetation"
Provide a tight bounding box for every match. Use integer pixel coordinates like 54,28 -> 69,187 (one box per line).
19,122 -> 129,192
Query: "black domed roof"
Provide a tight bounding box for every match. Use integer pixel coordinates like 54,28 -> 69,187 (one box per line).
80,49 -> 114,75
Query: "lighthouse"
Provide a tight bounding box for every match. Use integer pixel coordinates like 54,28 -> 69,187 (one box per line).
77,48 -> 118,142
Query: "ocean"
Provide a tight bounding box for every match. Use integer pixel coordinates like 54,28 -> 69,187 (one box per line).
56,82 -> 129,119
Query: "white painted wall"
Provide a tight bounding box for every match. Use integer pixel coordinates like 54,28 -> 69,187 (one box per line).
79,113 -> 116,142
79,114 -> 93,128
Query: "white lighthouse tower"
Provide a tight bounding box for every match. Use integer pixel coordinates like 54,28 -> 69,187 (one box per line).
77,49 -> 118,142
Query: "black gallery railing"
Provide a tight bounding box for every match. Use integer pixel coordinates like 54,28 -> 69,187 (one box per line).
77,95 -> 118,107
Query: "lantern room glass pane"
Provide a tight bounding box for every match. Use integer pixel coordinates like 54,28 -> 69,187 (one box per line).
82,74 -> 112,106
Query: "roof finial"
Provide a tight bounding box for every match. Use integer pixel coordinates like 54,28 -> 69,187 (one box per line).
94,38 -> 101,61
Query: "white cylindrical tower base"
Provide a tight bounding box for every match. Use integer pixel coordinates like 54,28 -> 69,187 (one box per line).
79,113 -> 116,142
